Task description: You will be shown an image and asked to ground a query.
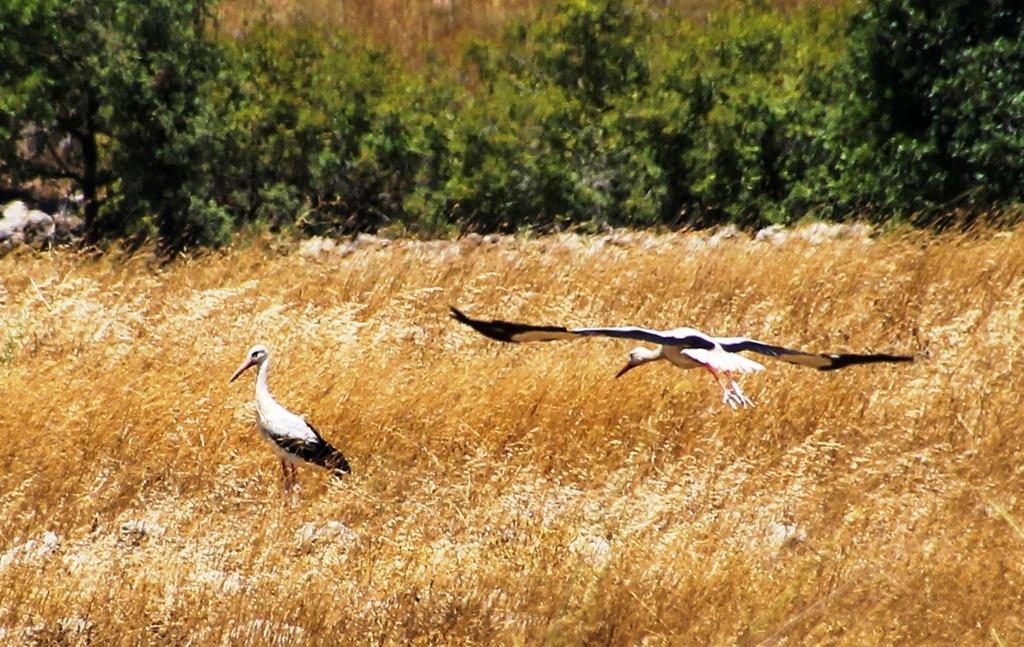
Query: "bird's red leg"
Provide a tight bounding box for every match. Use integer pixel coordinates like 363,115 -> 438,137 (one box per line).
288,463 -> 299,492
705,364 -> 725,388
280,459 -> 291,493
723,371 -> 754,408
705,365 -> 740,409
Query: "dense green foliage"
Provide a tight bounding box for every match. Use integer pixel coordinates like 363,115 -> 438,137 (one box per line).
828,0 -> 1024,222
1,0 -> 1022,249
0,0 -> 225,249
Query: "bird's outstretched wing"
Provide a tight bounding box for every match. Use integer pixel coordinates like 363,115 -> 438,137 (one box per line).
450,307 -> 715,349
716,337 -> 914,371
449,306 -> 578,342
572,326 -> 715,349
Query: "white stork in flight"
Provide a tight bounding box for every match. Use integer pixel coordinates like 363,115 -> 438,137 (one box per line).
229,345 -> 351,490
450,307 -> 913,409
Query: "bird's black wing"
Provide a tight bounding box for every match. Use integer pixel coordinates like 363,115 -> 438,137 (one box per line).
272,424 -> 351,477
572,326 -> 716,349
450,306 -> 579,342
450,307 -> 715,349
717,337 -> 914,371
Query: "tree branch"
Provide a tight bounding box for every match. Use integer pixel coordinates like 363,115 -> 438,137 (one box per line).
44,138 -> 78,180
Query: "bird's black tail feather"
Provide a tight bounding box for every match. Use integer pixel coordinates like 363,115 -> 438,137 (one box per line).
322,448 -> 351,478
299,439 -> 351,477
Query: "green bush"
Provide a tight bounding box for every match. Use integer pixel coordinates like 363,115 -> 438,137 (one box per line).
822,0 -> 1024,223
216,28 -> 395,232
638,4 -> 852,227
3,0 -> 1023,251
208,27 -> 461,237
424,0 -> 666,233
0,0 -> 225,250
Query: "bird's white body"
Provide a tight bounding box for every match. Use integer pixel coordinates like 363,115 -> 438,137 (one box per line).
667,346 -> 765,374
252,358 -> 320,464
656,328 -> 765,374
633,338 -> 765,408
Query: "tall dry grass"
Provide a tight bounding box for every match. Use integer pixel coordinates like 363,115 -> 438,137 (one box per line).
213,0 -> 835,63
1,228 -> 1022,645
215,0 -> 539,62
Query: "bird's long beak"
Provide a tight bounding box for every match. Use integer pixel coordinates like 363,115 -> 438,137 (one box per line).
229,358 -> 256,384
615,362 -> 637,379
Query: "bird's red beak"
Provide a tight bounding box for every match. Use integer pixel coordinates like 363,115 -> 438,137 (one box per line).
615,362 -> 637,379
229,358 -> 256,384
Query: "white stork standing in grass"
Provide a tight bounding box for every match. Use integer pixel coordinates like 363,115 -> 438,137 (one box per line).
229,345 -> 351,491
450,307 -> 913,409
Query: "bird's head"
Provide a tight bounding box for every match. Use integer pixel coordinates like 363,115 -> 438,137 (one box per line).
615,346 -> 662,378
229,344 -> 269,383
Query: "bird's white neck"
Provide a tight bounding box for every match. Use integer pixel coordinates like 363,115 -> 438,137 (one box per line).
254,358 -> 274,407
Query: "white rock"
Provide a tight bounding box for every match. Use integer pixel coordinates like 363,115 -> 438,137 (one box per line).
0,201 -> 29,242
755,224 -> 789,245
26,210 -> 54,236
797,222 -> 845,244
299,236 -> 335,258
602,231 -> 640,247
569,532 -> 612,568
119,519 -> 166,546
354,233 -> 390,249
51,211 -> 84,239
766,523 -> 806,552
550,233 -> 584,253
2,200 -> 28,220
460,232 -> 483,249
0,531 -> 60,570
708,224 -> 742,246
296,520 -> 357,550
335,242 -> 357,257
0,201 -> 55,243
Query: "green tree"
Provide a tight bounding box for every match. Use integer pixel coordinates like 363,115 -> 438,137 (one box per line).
827,0 -> 1024,220
0,0 -> 224,249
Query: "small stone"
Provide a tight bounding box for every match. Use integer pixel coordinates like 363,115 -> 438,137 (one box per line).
354,233 -> 390,249
797,222 -> 845,244
755,224 -> 789,245
335,242 -> 357,258
767,523 -> 806,552
51,212 -> 84,241
460,232 -> 483,249
119,520 -> 165,546
0,201 -> 59,245
299,237 -> 335,258
296,520 -> 357,551
708,224 -> 742,246
0,531 -> 60,570
602,231 -> 639,247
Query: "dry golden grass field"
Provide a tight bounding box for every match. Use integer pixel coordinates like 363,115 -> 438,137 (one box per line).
1,227 -> 1023,645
